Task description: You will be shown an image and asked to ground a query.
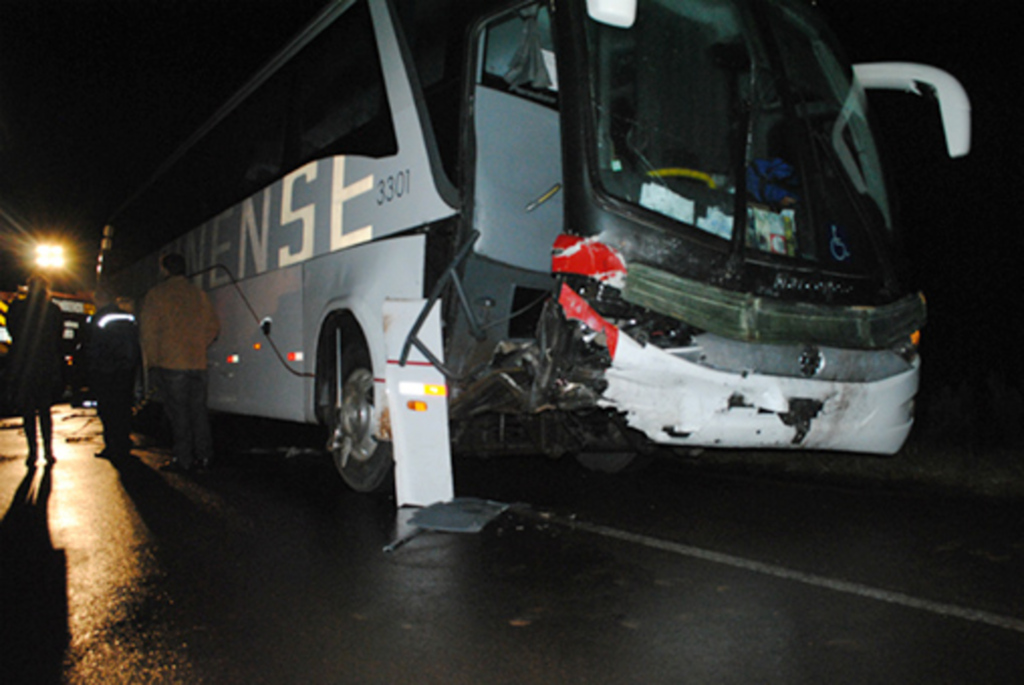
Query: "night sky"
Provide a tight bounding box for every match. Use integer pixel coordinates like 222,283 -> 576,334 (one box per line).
822,1 -> 1021,396
1,0 -> 1019,394
0,0 -> 326,291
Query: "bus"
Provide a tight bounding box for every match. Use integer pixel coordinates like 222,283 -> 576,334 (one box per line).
106,0 -> 971,491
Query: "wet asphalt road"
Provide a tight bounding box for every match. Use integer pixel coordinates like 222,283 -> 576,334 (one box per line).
2,405 -> 1023,684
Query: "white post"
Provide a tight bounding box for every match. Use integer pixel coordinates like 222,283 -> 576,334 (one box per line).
383,299 -> 454,508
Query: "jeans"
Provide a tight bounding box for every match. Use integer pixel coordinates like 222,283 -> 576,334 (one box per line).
93,371 -> 136,457
22,406 -> 54,460
152,368 -> 213,469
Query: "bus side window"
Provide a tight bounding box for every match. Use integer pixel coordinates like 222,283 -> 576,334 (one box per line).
481,5 -> 557,107
397,0 -> 473,188
239,73 -> 291,188
289,0 -> 397,164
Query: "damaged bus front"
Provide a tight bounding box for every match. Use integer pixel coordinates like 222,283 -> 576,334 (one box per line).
105,0 -> 972,490
500,0 -> 971,456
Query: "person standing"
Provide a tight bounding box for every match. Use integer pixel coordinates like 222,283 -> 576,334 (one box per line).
6,274 -> 65,466
139,253 -> 220,473
86,285 -> 141,461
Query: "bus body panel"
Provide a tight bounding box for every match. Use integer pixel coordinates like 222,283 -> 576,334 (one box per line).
159,151 -> 433,424
162,151 -> 449,295
207,265 -> 307,421
301,233 -> 427,425
473,87 -> 564,273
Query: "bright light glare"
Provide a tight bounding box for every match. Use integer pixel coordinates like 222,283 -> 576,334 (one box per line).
35,244 -> 65,269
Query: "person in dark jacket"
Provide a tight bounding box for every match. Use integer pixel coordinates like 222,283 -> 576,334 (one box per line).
6,274 -> 65,466
86,285 -> 141,460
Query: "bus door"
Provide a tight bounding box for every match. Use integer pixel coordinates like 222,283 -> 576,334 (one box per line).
447,3 -> 563,377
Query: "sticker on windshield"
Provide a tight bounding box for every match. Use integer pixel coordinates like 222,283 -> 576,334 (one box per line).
640,183 -> 695,226
828,224 -> 852,262
747,206 -> 796,256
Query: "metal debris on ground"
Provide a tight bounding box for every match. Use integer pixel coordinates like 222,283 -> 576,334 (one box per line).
383,497 -> 511,553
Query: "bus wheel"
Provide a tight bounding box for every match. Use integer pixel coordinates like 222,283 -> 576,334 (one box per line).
327,345 -> 393,493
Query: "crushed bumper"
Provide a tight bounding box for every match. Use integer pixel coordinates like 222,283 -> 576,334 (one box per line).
601,331 -> 918,455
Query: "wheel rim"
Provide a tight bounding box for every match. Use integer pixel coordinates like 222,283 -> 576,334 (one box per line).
335,368 -> 378,467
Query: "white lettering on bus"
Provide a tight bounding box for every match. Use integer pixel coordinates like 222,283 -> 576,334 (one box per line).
239,190 -> 271,278
330,155 -> 373,251
209,208 -> 234,288
279,162 -> 318,268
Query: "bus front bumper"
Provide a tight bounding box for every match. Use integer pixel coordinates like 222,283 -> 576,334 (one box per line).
599,331 -> 918,456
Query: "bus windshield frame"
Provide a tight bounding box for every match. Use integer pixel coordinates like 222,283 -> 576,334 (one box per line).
581,0 -> 894,276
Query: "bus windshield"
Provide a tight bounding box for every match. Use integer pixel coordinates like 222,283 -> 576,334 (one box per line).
585,0 -> 891,271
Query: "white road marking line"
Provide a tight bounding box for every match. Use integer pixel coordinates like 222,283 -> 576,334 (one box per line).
549,514 -> 1024,634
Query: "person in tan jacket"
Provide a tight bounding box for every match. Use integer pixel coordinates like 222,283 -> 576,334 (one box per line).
140,253 -> 219,473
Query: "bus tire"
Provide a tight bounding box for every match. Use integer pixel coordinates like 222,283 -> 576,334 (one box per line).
321,325 -> 393,493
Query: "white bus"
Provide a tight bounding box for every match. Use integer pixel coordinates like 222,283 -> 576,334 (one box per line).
107,0 -> 970,491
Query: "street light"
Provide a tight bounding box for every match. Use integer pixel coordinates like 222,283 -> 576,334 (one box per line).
35,244 -> 65,269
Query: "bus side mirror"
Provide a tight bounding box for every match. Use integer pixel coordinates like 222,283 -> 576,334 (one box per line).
586,0 -> 636,28
854,62 -> 972,158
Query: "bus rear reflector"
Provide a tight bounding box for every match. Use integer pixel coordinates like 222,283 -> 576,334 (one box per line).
287,351 -> 304,362
399,381 -> 447,397
227,354 -> 240,364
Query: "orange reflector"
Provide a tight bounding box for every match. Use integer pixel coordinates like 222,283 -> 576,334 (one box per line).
910,330 -> 921,347
253,342 -> 262,350
407,400 -> 428,412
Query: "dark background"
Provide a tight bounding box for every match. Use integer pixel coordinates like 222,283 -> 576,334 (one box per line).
823,1 -> 1022,448
0,0 -> 327,291
1,0 -> 1019,446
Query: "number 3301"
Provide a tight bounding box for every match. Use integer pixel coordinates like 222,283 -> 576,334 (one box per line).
377,170 -> 410,205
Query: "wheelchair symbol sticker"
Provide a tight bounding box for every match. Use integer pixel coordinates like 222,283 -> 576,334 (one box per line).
829,224 -> 851,262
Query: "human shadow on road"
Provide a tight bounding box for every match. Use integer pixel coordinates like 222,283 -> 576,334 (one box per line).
0,464 -> 69,684
108,453 -> 216,554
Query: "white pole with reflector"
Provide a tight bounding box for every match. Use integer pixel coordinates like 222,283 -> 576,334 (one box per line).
383,298 -> 453,508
